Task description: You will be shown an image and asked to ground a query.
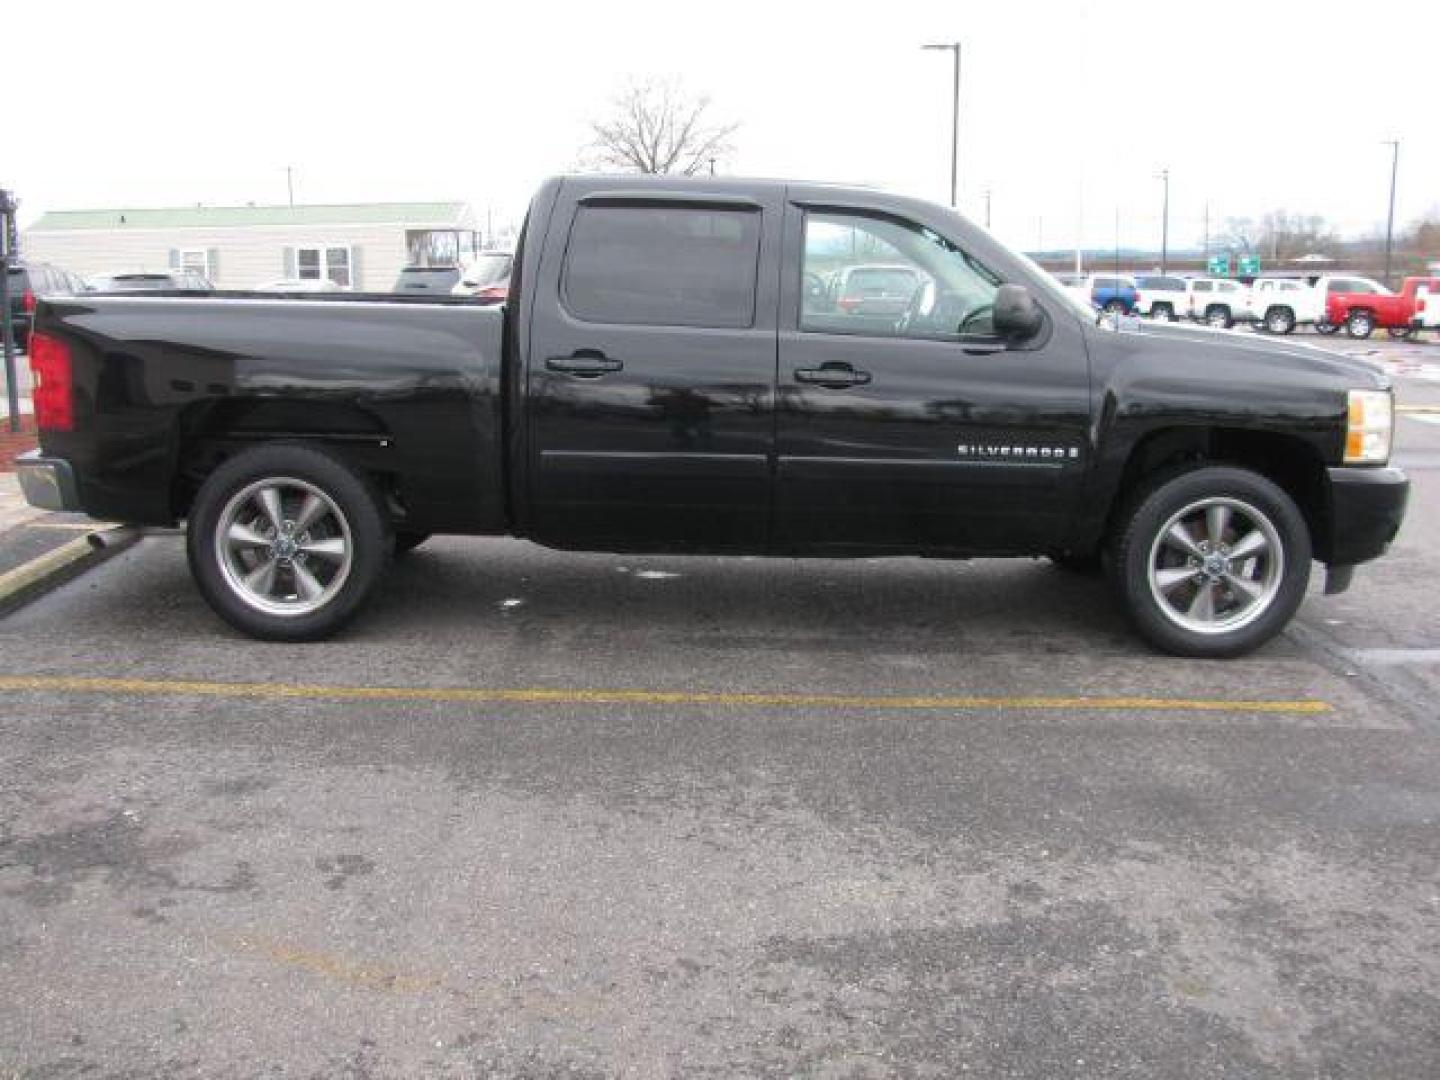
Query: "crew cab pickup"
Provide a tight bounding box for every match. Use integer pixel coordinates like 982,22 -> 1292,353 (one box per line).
17,176 -> 1409,657
1326,276 -> 1440,339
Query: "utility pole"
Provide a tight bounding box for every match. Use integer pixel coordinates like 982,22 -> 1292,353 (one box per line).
286,166 -> 295,207
984,188 -> 992,229
1203,201 -> 1210,260
922,42 -> 961,207
708,157 -> 716,177
1075,180 -> 1084,275
1382,140 -> 1399,288
1158,168 -> 1170,274
0,188 -> 18,433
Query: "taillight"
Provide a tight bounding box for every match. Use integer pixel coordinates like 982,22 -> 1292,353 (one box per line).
28,330 -> 75,432
838,296 -> 861,312
22,289 -> 36,312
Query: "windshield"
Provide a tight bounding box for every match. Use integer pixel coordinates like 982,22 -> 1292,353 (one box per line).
1018,255 -> 1101,319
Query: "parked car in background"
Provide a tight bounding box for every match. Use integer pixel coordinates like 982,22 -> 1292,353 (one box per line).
1309,275 -> 1385,335
1086,274 -> 1138,314
823,264 -> 924,317
1132,274 -> 1190,321
89,270 -> 214,292
450,251 -> 514,303
1188,278 -> 1252,328
393,266 -> 461,294
1326,276 -> 1440,340
1249,277 -> 1325,335
5,261 -> 84,348
255,278 -> 346,293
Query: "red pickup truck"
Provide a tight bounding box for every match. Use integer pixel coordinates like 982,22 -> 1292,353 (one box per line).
1327,276 -> 1440,339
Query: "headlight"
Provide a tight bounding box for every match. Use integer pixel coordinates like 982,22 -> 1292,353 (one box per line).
1344,389 -> 1393,465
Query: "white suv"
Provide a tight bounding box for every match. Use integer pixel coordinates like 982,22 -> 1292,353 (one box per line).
1188,278 -> 1253,328
1249,277 -> 1324,335
1132,274 -> 1190,321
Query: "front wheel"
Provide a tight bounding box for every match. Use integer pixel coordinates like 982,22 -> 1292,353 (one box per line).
1103,299 -> 1128,314
1205,305 -> 1233,329
186,443 -> 391,641
1150,303 -> 1174,322
1387,327 -> 1416,341
1112,467 -> 1311,658
1264,307 -> 1296,335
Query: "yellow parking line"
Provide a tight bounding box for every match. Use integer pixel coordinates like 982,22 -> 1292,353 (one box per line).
0,675 -> 1331,715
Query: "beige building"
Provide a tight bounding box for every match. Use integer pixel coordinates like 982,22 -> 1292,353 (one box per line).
21,201 -> 478,291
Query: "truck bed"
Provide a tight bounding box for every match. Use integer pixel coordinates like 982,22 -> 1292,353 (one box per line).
32,292 -> 508,533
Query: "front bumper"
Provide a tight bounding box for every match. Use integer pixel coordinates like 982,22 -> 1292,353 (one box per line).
15,451 -> 82,512
1325,465 -> 1408,567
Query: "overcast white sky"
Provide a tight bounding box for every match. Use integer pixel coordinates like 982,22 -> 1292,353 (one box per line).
6,0 -> 1438,253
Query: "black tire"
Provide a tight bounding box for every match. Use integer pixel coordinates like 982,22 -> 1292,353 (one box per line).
1386,326 -> 1416,341
1112,466 -> 1311,658
1150,303 -> 1174,322
1264,306 -> 1296,335
1103,299 -> 1127,314
393,530 -> 431,556
1205,305 -> 1233,329
186,443 -> 391,641
1345,310 -> 1375,339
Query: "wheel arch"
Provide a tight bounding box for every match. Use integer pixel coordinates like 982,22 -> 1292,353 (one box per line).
170,397 -> 397,522
1101,425 -> 1331,560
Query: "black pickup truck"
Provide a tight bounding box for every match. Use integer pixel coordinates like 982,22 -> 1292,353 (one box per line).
17,176 -> 1408,656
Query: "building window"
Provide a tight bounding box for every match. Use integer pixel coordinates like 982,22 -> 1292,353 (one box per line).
178,249 -> 212,276
295,244 -> 352,288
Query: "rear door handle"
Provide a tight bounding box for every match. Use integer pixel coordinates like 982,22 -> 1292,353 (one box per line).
546,352 -> 623,377
794,364 -> 872,388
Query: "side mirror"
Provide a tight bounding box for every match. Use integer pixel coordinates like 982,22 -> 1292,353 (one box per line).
993,284 -> 1043,341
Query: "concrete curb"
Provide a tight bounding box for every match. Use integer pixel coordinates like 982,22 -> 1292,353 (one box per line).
0,526 -> 142,615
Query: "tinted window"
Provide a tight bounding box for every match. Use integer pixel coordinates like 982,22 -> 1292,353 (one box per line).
1193,280 -> 1213,292
1136,275 -> 1183,290
1094,276 -> 1130,290
563,205 -> 760,328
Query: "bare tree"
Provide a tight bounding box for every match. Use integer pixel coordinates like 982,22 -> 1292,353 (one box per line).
587,79 -> 738,176
1216,211 -> 1339,260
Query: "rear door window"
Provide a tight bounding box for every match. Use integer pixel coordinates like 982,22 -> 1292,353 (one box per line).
562,204 -> 760,328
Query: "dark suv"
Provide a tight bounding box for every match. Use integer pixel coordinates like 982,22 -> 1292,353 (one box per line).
5,261 -> 84,349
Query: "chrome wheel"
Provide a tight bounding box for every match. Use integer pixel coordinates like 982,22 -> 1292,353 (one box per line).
1146,497 -> 1284,636
1266,308 -> 1295,334
1206,307 -> 1230,328
214,477 -> 354,617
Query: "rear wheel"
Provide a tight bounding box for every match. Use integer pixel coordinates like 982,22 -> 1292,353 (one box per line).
1386,326 -> 1416,341
186,443 -> 390,641
1104,299 -> 1128,314
1345,310 -> 1375,339
1264,306 -> 1296,335
1150,303 -> 1174,322
1205,305 -> 1233,329
1315,320 -> 1339,335
1112,466 -> 1311,658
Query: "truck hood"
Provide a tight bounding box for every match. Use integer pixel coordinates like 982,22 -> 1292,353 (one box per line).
1093,316 -> 1390,391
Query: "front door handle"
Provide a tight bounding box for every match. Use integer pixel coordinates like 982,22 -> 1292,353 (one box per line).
546,352 -> 623,377
794,363 -> 872,389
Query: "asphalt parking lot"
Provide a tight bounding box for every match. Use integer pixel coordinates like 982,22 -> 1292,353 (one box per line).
1,330 -> 1438,1078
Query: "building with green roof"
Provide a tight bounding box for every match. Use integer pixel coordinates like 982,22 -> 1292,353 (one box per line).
22,201 -> 479,291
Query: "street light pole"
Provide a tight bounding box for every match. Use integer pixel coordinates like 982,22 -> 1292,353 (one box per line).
1382,140 -> 1399,288
1158,168 -> 1170,274
922,42 -> 961,207
984,187 -> 992,229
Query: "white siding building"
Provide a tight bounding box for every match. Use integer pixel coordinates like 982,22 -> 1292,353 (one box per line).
21,201 -> 478,291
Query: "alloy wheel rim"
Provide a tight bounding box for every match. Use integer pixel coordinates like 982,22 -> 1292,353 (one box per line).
1146,496 -> 1284,635
215,477 -> 354,617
